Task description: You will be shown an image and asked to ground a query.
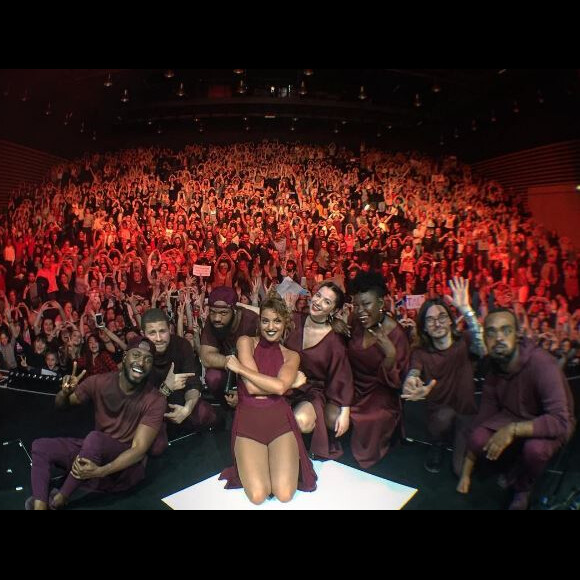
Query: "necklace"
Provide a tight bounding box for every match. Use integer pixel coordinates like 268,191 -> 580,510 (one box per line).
308,315 -> 328,325
367,315 -> 387,332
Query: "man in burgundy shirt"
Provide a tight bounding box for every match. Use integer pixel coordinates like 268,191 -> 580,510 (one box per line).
457,308 -> 576,510
27,336 -> 166,510
402,277 -> 485,475
200,286 -> 259,403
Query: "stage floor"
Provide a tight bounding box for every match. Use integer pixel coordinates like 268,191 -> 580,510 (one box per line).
162,460 -> 417,510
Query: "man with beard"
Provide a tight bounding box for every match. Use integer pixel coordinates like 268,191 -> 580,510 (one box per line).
141,309 -> 221,447
26,337 -> 166,510
200,286 -> 259,404
456,308 -> 576,510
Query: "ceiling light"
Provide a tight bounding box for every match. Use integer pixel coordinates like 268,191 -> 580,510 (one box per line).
233,69 -> 245,75
299,80 -> 307,96
121,89 -> 129,103
304,69 -> 314,76
236,79 -> 246,95
104,73 -> 113,88
164,70 -> 175,79
44,102 -> 52,116
20,89 -> 29,103
414,93 -> 422,107
177,82 -> 186,97
431,82 -> 441,94
358,85 -> 367,100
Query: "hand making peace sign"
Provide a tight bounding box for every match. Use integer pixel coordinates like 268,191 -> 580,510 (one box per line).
61,361 -> 87,396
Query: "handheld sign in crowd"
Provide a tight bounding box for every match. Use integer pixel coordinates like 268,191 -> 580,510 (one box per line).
405,295 -> 426,311
192,264 -> 212,278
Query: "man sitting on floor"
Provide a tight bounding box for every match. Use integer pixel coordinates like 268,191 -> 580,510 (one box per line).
26,336 -> 166,510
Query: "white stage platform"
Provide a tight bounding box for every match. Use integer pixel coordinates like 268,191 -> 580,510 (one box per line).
162,460 -> 417,510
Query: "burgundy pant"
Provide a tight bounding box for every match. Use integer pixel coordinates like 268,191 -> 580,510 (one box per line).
205,368 -> 227,398
31,431 -> 145,503
148,398 -> 220,456
468,425 -> 562,492
427,404 -> 473,476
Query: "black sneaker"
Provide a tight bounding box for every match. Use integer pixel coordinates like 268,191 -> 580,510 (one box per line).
424,444 -> 444,474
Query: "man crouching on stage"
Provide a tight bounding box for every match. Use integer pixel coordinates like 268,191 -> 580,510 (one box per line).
26,336 -> 166,510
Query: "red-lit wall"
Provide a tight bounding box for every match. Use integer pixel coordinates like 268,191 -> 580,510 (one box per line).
527,184 -> 580,248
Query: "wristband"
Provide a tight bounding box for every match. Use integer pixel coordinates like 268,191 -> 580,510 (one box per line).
159,382 -> 172,397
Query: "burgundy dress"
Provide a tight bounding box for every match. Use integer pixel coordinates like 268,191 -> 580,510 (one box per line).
219,337 -> 317,492
284,312 -> 354,460
347,319 -> 410,468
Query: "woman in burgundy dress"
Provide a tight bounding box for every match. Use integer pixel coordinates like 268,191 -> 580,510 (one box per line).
284,281 -> 354,460
219,293 -> 316,504
348,271 -> 410,468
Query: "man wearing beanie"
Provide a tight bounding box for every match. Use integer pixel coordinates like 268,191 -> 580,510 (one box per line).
200,286 -> 259,402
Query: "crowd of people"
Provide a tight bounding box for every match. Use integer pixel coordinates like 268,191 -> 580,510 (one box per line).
1,139 -> 578,509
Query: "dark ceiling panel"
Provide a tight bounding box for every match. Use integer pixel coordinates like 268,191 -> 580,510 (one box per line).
0,68 -> 578,161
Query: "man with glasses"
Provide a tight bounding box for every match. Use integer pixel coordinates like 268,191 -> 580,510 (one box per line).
200,286 -> 259,405
402,277 -> 485,475
457,308 -> 575,509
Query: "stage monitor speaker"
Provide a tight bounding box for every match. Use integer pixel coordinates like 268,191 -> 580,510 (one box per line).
7,370 -> 62,395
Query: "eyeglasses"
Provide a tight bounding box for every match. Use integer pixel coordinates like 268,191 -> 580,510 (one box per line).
425,313 -> 450,326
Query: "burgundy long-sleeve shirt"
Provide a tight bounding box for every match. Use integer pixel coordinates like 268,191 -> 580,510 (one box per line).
475,339 -> 575,442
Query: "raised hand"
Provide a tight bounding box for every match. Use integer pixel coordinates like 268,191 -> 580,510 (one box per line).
61,361 -> 87,396
446,276 -> 471,310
